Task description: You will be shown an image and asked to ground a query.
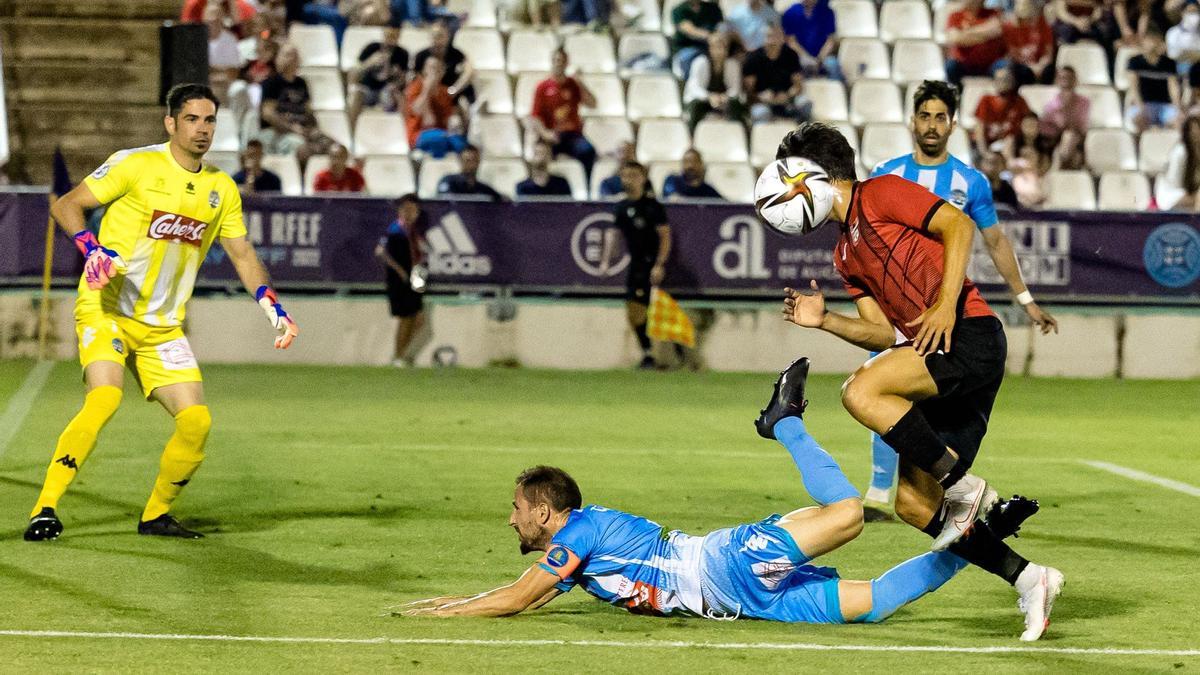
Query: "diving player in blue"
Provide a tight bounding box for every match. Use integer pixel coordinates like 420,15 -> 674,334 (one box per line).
399,359 -> 1058,636
862,80 -> 1058,522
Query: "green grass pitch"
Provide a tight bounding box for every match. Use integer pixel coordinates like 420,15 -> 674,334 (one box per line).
0,359 -> 1197,672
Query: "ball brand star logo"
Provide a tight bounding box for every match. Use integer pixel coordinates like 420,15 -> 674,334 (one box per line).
755,164 -> 827,215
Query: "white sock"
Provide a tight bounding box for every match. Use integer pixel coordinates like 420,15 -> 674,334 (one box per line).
865,486 -> 892,504
1015,563 -> 1043,594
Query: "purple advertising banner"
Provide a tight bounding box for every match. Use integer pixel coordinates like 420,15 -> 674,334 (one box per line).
3,190 -> 1198,302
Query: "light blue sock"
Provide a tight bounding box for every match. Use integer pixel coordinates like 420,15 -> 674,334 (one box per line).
869,432 -> 899,494
859,552 -> 969,623
772,417 -> 861,506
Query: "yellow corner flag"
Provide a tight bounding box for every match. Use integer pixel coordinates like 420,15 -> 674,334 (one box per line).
647,288 -> 695,349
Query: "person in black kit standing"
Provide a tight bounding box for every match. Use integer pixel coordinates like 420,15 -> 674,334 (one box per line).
375,194 -> 428,368
599,162 -> 672,369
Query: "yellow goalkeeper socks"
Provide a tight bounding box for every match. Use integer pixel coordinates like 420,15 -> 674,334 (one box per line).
141,405 -> 211,522
31,385 -> 123,516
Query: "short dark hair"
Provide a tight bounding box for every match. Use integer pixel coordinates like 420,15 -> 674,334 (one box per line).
166,83 -> 220,117
394,193 -> 421,208
516,466 -> 582,512
461,143 -> 480,155
621,160 -> 647,174
245,139 -> 264,150
1060,65 -> 1076,76
775,121 -> 857,181
912,80 -> 959,119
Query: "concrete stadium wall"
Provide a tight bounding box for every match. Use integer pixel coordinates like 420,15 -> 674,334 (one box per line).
1,292 -> 1197,379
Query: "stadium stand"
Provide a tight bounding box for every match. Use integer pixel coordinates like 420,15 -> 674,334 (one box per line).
829,0 -> 878,39
1043,170 -> 1097,210
877,0 -> 932,43
1098,171 -> 1152,211
362,156 -> 417,196
636,118 -> 691,163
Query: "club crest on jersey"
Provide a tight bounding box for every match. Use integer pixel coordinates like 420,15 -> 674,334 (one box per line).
148,210 -> 209,246
545,545 -> 570,568
111,339 -> 125,355
950,188 -> 968,208
209,190 -> 220,208
91,164 -> 110,180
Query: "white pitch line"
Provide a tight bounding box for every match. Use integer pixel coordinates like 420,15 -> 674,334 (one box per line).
0,361 -> 56,459
1080,460 -> 1200,498
0,630 -> 1196,657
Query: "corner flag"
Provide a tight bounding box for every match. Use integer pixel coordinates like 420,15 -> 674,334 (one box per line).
646,288 -> 695,348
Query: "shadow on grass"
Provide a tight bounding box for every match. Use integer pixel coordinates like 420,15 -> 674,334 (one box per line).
1020,531 -> 1200,558
0,560 -> 171,620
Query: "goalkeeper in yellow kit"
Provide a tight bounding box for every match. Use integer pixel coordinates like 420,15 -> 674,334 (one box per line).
23,84 -> 300,541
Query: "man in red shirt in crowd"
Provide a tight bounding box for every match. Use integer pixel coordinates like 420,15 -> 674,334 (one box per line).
1002,0 -> 1056,86
405,56 -> 467,158
973,66 -> 1031,156
182,0 -> 257,29
313,143 -> 367,193
944,0 -> 1006,87
529,49 -> 598,177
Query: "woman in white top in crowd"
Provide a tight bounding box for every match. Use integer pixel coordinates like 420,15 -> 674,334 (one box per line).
683,32 -> 748,132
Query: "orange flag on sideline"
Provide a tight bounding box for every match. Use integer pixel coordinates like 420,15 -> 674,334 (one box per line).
646,288 -> 695,348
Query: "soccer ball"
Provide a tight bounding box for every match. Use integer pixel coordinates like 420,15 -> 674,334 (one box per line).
753,157 -> 835,236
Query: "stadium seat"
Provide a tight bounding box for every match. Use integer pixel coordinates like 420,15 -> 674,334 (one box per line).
750,121 -> 794,167
806,78 -> 848,121
890,39 -> 946,85
829,120 -> 860,155
474,70 -> 514,115
456,28 -> 506,72
583,117 -> 635,159
1043,170 -> 1096,210
948,127 -> 971,163
550,157 -> 589,199
580,73 -> 626,118
1018,84 -> 1057,117
627,0 -> 662,32
932,1 -> 952,44
878,0 -> 932,43
340,26 -> 383,72
1085,128 -> 1138,173
636,117 -> 690,163
315,110 -> 352,149
507,29 -> 557,74
514,71 -> 549,118
262,154 -> 302,196
417,156 -> 461,198
1154,173 -> 1186,209
957,77 -> 992,131
849,79 -> 904,126
860,122 -> 911,169
706,161 -> 756,202
399,26 -> 432,55
661,0 -> 686,37
205,151 -> 239,175
1113,46 -> 1138,92
626,74 -> 682,120
362,156 -> 416,196
212,109 -> 241,153
478,158 -> 528,199
1098,171 -> 1151,210
303,154 -> 331,195
830,0 -> 878,39
300,67 -> 346,111
458,0 -> 499,27
648,161 -> 675,195
618,33 -> 670,76
591,158 -> 620,197
475,114 -> 523,158
565,33 -> 617,74
1139,128 -> 1178,175
693,119 -> 749,162
1057,42 -> 1110,86
838,38 -> 890,83
1078,85 -> 1123,129
353,111 -> 409,156
289,24 -> 338,68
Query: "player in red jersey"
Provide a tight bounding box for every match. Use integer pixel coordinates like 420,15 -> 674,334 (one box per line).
774,122 -> 1063,641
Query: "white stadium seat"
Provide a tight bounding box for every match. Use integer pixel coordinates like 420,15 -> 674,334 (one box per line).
399,27 -> 432,55
507,29 -> 557,74
838,38 -> 890,83
957,77 -> 992,131
636,117 -> 690,163
591,158 -> 620,197
213,109 -> 241,153
315,110 -> 352,149
891,40 -> 946,85
340,26 -> 383,72
693,119 -> 749,163
565,33 -> 617,74
205,151 -> 239,176
478,158 -> 528,199
649,161 -> 675,196
1085,128 -> 1138,173
1078,85 -> 1123,129
1098,171 -> 1151,211
849,79 -> 904,126
1139,128 -> 1178,175
626,74 -> 682,120
1043,170 -> 1096,210
618,33 -> 670,75
806,78 -> 848,121
474,70 -> 514,115
628,0 -> 662,31
580,73 -> 627,118
661,0 -> 686,37
362,156 -> 416,196
353,111 -> 409,156
750,121 -> 795,167
418,156 -> 461,198
583,116 -> 635,159
932,1 -> 952,44
1057,42 -> 1110,86
514,71 -> 549,118
1018,84 -> 1057,117
289,24 -> 338,68
303,154 -> 330,195
706,162 -> 756,203
262,154 -> 302,196
830,0 -> 878,39
300,67 -> 346,111
878,0 -> 932,43
948,127 -> 972,163
457,0 -> 498,27
859,122 -> 911,169
456,28 -> 506,72
1113,46 -> 1139,92
550,157 -> 590,200
475,114 -> 523,158
829,120 -> 860,154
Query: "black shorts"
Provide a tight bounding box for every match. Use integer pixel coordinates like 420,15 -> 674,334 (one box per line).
625,264 -> 652,305
387,282 -> 424,318
915,316 -> 1007,468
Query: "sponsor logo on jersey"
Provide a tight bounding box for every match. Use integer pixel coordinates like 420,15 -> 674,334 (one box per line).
185,181 -> 195,194
148,210 -> 209,246
209,190 -> 220,208
545,545 -> 570,568
425,212 -> 492,276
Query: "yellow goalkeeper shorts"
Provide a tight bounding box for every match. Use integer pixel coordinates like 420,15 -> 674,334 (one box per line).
75,313 -> 203,399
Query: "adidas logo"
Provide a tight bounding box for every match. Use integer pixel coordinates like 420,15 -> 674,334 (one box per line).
425,212 -> 492,276
55,455 -> 79,470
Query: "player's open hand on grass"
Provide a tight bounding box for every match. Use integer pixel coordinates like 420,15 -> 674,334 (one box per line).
1025,302 -> 1059,335
74,230 -> 127,291
256,285 -> 299,349
782,280 -> 826,328
906,299 -> 956,355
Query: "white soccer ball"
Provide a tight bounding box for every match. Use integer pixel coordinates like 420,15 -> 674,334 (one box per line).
753,157 -> 836,236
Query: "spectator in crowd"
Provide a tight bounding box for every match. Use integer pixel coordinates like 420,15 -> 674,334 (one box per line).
257,44 -> 333,166
1002,0 -> 1056,86
258,0 -> 289,34
1126,31 -> 1182,132
973,65 -> 1032,155
206,4 -> 242,101
414,20 -> 475,109
561,0 -> 608,26
347,24 -> 410,131
1158,113 -> 1200,208
313,143 -> 368,192
509,0 -> 561,30
517,140 -> 574,197
945,0 -> 1007,87
744,24 -> 812,124
671,0 -> 725,79
391,0 -> 460,26
662,148 -> 723,200
1010,144 -> 1049,208
1041,66 -> 1089,169
598,141 -> 638,198
375,194 -> 428,369
1167,1 -> 1200,75
437,145 -> 503,200
227,31 -> 279,147
1004,112 -> 1055,171
1052,0 -> 1118,54
232,140 -> 284,193
405,56 -> 467,157
781,0 -> 839,79
727,0 -> 779,51
183,0 -> 257,27
1115,0 -> 1169,48
979,150 -> 1021,212
303,0 -> 390,46
684,32 -> 747,132
530,49 -> 598,178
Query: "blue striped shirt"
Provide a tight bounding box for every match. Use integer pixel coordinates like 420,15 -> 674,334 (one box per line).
870,153 -> 997,229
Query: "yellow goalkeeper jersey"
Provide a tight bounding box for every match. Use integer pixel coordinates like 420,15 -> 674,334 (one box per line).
77,143 -> 247,327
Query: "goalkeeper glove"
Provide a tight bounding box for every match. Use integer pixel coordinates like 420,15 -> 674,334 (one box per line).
255,285 -> 299,349
74,230 -> 126,291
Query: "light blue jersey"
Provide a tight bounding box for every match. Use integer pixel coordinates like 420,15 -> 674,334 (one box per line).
870,153 -> 998,230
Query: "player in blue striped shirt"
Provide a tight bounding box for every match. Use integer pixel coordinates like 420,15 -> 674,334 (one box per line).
863,81 -> 1058,522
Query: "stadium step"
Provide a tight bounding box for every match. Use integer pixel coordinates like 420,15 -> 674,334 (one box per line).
0,18 -> 161,67
5,62 -> 160,105
1,0 -> 182,20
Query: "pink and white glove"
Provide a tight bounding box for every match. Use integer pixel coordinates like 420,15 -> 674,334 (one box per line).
73,230 -> 126,290
256,285 -> 299,349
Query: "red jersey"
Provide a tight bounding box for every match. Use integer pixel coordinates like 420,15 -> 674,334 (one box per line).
974,93 -> 1032,146
313,167 -> 366,193
833,175 -> 994,340
404,78 -> 457,146
1001,16 -> 1054,67
531,76 -> 584,134
947,8 -> 1006,70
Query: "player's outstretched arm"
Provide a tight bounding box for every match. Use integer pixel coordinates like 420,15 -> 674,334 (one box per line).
400,564 -> 563,618
52,183 -> 127,290
783,281 -> 895,351
979,227 -> 1059,334
221,235 -> 300,349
